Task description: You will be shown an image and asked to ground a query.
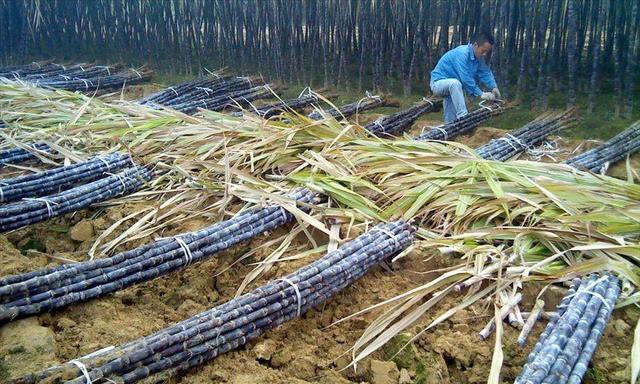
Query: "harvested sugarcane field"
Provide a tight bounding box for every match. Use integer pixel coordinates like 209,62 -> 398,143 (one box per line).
1,1 -> 640,384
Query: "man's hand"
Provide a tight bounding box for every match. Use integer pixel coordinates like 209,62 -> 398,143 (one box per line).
481,92 -> 496,101
492,88 -> 501,99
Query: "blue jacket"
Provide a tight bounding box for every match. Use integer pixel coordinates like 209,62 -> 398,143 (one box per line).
430,43 -> 497,97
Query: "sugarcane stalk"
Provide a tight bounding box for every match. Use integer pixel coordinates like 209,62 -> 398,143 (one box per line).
518,299 -> 545,346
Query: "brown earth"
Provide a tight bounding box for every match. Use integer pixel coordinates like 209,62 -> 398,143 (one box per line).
0,187 -> 636,384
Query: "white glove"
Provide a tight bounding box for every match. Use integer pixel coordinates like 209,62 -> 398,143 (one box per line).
481,92 -> 496,101
492,88 -> 501,99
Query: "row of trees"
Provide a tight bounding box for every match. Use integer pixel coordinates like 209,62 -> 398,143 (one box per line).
0,0 -> 638,115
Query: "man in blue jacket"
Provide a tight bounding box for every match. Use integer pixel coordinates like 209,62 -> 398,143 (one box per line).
430,32 -> 501,123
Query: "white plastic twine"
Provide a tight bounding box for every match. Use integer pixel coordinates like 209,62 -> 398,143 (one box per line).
278,278 -> 302,317
32,61 -> 41,68
70,360 -> 93,384
298,86 -> 312,99
196,86 -> 213,97
98,65 -> 111,75
132,68 -> 143,79
0,185 -> 4,202
174,237 -> 194,266
96,156 -> 112,171
279,207 -> 289,223
106,172 -> 129,194
78,78 -> 91,90
79,65 -> 85,71
498,133 -> 527,151
200,99 -> 208,109
23,198 -> 58,218
562,276 -> 612,312
237,76 -> 252,87
373,227 -> 401,249
433,126 -> 449,140
60,74 -> 71,81
421,97 -> 435,109
169,86 -> 179,96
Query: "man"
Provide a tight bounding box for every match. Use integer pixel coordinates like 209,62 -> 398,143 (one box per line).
430,32 -> 501,123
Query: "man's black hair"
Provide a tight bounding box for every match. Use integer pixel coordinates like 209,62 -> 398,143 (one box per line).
471,31 -> 495,46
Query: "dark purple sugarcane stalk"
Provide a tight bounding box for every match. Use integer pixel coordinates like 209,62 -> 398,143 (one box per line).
12,221 -> 414,384
140,76 -> 262,108
366,98 -> 442,137
171,85 -> 274,115
415,102 -> 504,142
0,153 -> 132,203
565,121 -> 640,172
0,166 -> 153,232
161,77 -> 262,107
0,61 -> 54,77
0,189 -> 317,322
516,274 -> 621,384
35,68 -> 152,93
566,276 -> 620,384
139,75 -> 230,105
0,143 -> 50,166
308,95 -> 385,120
476,109 -> 576,161
233,94 -> 318,118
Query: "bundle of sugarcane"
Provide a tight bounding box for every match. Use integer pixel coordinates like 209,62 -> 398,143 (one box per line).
515,274 -> 620,384
415,102 -> 505,141
33,68 -> 152,93
0,188 -> 317,322
365,98 -> 442,137
10,220 -> 414,384
0,61 -> 59,78
26,64 -> 120,84
565,120 -> 640,173
475,109 -> 577,161
0,143 -> 49,166
10,63 -> 88,81
139,75 -> 229,105
171,84 -> 274,115
0,153 -> 133,203
249,94 -> 318,118
308,94 -> 385,120
0,165 -> 152,232
140,76 -> 261,108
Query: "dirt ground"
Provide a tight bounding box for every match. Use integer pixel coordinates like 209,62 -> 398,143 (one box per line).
1,91 -> 638,383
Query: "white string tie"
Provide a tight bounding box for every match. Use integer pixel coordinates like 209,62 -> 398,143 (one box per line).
79,65 -> 85,71
196,86 -> 213,96
279,207 -> 289,223
298,86 -> 312,98
60,75 -> 71,81
33,62 -> 41,68
70,360 -> 93,384
0,186 -> 4,202
278,278 -> 302,317
96,156 -> 112,171
79,78 -> 90,90
169,86 -> 179,96
563,276 -> 612,312
421,97 -> 435,109
132,68 -> 143,79
434,126 -> 449,140
23,198 -> 58,218
174,237 -> 194,266
201,100 -> 208,109
373,227 -> 401,249
237,76 -> 252,87
106,172 -> 129,194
